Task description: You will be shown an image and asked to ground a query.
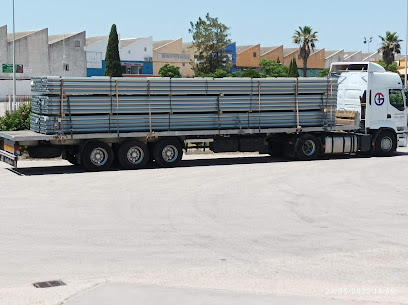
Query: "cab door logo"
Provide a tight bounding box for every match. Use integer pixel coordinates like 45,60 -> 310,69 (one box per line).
374,93 -> 385,106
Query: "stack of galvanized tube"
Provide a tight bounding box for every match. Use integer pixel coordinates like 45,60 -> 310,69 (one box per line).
30,77 -> 337,135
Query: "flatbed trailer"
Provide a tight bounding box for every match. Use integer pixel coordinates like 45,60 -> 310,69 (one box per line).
0,114 -> 365,170
0,62 -> 407,171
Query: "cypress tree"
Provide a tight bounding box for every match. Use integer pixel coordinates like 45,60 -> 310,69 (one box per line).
105,24 -> 122,77
288,59 -> 293,76
289,59 -> 299,77
292,59 -> 299,77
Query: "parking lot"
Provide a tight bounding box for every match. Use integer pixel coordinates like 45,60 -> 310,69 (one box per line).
1,150 -> 408,305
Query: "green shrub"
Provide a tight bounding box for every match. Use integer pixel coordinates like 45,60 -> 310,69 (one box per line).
241,69 -> 260,78
0,102 -> 31,131
159,64 -> 182,78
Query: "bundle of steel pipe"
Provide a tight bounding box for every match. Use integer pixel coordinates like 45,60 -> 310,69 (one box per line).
30,76 -> 337,135
30,111 -> 335,135
31,77 -> 336,96
31,94 -> 336,115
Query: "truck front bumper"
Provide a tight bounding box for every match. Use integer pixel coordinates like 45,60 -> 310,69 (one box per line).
398,133 -> 407,147
0,150 -> 18,167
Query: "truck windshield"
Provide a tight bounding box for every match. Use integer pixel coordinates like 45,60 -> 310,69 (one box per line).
389,89 -> 405,111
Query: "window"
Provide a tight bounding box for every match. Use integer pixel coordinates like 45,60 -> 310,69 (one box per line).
128,50 -> 131,54
389,89 -> 405,111
63,63 -> 69,71
74,40 -> 81,48
144,47 -> 147,52
121,64 -> 143,75
253,52 -> 257,58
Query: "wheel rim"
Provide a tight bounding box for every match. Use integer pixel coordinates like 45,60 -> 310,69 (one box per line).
162,145 -> 178,163
127,146 -> 144,165
90,147 -> 108,166
380,136 -> 393,152
302,139 -> 316,157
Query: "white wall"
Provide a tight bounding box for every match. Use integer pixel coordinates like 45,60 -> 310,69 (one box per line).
120,37 -> 153,61
345,51 -> 363,62
85,38 -> 108,69
49,32 -> 87,77
0,25 -> 7,68
325,50 -> 344,68
0,79 -> 32,116
6,29 -> 50,78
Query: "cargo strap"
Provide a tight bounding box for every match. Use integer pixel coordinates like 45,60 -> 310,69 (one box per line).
258,80 -> 261,132
109,77 -> 113,133
295,78 -> 301,133
59,78 -> 65,138
217,95 -> 221,134
147,79 -> 153,136
323,79 -> 330,131
169,79 -> 172,130
330,79 -> 334,125
116,80 -> 120,137
67,96 -> 73,139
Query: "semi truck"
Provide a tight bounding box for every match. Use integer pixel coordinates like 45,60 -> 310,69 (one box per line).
0,62 -> 406,171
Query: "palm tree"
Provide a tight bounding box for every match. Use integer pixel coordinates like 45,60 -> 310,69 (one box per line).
293,26 -> 318,77
378,31 -> 402,70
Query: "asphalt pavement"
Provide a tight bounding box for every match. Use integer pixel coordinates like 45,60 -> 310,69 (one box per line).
0,150 -> 407,305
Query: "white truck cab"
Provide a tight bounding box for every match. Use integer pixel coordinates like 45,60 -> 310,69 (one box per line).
330,62 -> 408,148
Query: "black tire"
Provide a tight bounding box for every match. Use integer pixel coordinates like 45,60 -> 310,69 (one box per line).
81,141 -> 114,171
66,153 -> 79,166
117,140 -> 149,170
153,138 -> 183,168
295,134 -> 321,161
268,142 -> 284,158
374,131 -> 396,157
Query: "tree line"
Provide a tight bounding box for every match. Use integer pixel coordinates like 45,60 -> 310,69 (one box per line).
104,16 -> 403,78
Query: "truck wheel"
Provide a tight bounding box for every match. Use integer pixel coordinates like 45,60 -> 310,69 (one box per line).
82,141 -> 114,171
374,131 -> 396,157
295,134 -> 321,161
153,138 -> 183,168
117,140 -> 149,170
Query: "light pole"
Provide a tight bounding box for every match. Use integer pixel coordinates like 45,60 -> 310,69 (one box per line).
363,37 -> 373,54
11,0 -> 16,113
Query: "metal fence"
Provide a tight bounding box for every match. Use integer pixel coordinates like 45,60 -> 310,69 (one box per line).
0,95 -> 31,116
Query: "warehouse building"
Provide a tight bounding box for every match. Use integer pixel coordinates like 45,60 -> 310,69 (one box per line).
261,46 -> 284,63
85,36 -> 108,76
153,39 -> 194,77
120,37 -> 153,76
0,26 -> 87,104
236,44 -> 261,70
48,32 -> 87,77
86,36 -> 154,77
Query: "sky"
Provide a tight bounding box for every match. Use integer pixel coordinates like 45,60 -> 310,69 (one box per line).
1,0 -> 407,54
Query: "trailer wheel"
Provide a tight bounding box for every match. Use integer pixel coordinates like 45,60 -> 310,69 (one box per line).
153,138 -> 183,168
82,141 -> 114,171
374,131 -> 396,157
117,140 -> 149,170
295,134 -> 321,161
66,153 -> 79,166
